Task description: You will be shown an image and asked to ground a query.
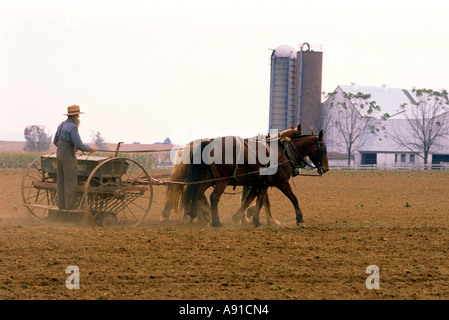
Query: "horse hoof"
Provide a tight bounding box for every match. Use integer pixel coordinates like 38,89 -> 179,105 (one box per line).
212,222 -> 223,228
268,219 -> 281,227
241,217 -> 251,226
252,220 -> 262,228
183,215 -> 192,224
232,215 -> 242,225
297,222 -> 306,229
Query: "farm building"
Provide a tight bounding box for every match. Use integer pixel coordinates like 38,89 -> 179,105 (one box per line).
321,84 -> 449,168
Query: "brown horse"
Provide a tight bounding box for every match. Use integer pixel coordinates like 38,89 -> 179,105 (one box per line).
160,139 -> 210,224
160,139 -> 280,226
183,124 -> 329,228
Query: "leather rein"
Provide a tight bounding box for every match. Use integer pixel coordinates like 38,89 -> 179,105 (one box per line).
280,128 -> 327,175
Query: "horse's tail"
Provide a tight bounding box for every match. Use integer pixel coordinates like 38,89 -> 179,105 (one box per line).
161,144 -> 193,220
183,140 -> 211,211
164,162 -> 190,212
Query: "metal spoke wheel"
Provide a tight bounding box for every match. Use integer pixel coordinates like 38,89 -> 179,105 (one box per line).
83,157 -> 153,227
21,156 -> 57,219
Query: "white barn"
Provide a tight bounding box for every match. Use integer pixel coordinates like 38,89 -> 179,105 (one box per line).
322,84 -> 449,169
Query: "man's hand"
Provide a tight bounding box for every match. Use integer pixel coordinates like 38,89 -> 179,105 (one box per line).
90,147 -> 97,153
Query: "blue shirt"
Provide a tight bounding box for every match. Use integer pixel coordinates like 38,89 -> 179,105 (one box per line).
53,118 -> 92,152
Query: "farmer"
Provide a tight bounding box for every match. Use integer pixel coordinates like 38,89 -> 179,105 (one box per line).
53,105 -> 96,210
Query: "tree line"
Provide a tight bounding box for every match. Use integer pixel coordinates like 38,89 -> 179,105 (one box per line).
23,127 -> 107,152
22,127 -> 172,152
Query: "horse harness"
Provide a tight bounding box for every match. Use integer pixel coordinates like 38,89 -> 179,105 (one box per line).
280,129 -> 327,175
232,137 -> 270,182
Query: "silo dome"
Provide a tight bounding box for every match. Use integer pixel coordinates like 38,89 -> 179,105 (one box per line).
273,45 -> 296,58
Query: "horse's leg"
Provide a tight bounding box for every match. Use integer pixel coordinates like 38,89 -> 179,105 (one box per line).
252,187 -> 268,227
244,188 -> 257,219
186,196 -> 198,222
160,185 -> 179,222
197,193 -> 211,226
276,182 -> 306,228
183,184 -> 207,223
160,197 -> 172,222
209,181 -> 228,227
263,193 -> 280,226
232,187 -> 257,225
183,198 -> 196,224
240,187 -> 250,204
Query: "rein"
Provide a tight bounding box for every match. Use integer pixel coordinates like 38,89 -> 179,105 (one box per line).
279,130 -> 327,176
281,138 -> 314,170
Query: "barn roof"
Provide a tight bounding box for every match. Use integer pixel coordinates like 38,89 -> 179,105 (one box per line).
337,85 -> 417,120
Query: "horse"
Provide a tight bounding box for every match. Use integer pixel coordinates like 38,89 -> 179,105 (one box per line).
160,138 -> 280,226
159,139 -> 211,225
183,124 -> 329,228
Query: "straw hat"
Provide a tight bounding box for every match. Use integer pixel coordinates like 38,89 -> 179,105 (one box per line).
65,105 -> 84,116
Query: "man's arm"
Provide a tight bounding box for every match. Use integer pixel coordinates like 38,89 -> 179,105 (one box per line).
68,124 -> 95,152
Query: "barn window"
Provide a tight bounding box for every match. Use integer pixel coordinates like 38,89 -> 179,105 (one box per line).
410,154 -> 415,163
401,154 -> 406,162
361,153 -> 377,165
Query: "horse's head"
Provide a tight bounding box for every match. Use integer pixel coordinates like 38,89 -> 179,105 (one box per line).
280,124 -> 303,139
307,130 -> 329,175
285,128 -> 329,175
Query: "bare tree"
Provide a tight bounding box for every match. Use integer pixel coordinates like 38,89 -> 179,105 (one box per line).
390,88 -> 449,164
91,130 -> 106,149
323,91 -> 387,165
320,91 -> 336,141
24,125 -> 52,152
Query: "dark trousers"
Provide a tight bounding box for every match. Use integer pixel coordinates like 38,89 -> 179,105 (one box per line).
56,139 -> 78,210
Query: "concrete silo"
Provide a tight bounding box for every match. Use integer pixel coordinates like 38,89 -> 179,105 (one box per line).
269,45 -> 297,132
269,43 -> 323,135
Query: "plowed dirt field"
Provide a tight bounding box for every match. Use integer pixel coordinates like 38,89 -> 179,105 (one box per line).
1,169 -> 449,300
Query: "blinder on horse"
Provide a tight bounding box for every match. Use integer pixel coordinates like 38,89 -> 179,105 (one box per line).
315,139 -> 327,175
280,129 -> 328,176
280,137 -> 308,174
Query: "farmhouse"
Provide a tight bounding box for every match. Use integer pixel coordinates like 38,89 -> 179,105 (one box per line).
322,84 -> 449,168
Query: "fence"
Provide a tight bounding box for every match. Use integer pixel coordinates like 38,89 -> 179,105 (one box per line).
2,151 -> 449,172
330,163 -> 449,171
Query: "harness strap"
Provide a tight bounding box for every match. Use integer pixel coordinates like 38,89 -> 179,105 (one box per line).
233,138 -> 270,182
281,138 -> 310,170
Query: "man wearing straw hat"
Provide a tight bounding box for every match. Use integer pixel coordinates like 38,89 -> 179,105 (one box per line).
53,105 -> 96,210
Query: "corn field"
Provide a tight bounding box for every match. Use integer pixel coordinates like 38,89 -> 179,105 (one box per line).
0,152 -> 42,169
0,151 -> 173,170
112,152 -> 173,170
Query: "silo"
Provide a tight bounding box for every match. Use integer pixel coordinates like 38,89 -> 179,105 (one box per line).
295,43 -> 323,135
269,43 -> 323,135
269,45 -> 297,132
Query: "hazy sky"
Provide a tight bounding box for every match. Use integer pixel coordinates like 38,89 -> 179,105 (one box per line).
1,0 -> 448,145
